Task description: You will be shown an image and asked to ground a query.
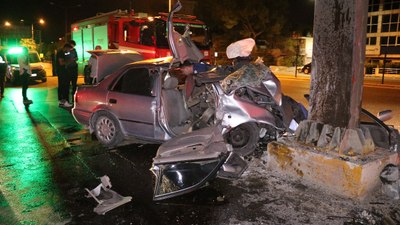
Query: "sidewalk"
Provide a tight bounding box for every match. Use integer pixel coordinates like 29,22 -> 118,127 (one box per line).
271,66 -> 400,89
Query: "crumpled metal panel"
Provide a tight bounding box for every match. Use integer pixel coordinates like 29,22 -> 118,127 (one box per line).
221,60 -> 282,105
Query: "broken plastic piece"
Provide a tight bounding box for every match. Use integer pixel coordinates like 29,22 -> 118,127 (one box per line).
85,175 -> 132,215
380,164 -> 400,200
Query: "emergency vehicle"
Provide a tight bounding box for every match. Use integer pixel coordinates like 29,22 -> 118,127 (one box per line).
71,10 -> 212,64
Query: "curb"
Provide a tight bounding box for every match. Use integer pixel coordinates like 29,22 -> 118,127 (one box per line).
275,74 -> 400,89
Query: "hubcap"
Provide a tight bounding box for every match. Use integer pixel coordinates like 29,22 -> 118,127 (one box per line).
229,127 -> 250,148
96,116 -> 115,143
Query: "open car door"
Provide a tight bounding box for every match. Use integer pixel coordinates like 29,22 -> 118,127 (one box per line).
167,1 -> 204,64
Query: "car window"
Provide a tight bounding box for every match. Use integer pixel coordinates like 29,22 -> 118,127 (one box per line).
112,67 -> 154,96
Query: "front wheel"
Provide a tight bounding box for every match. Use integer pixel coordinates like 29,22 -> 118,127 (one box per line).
93,111 -> 123,147
226,123 -> 260,157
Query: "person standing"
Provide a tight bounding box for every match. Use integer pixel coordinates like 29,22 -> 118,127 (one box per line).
0,56 -> 7,98
66,40 -> 78,102
18,47 -> 32,105
87,45 -> 102,84
56,43 -> 73,107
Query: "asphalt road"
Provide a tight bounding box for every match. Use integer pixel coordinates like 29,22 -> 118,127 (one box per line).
0,73 -> 399,225
0,77 -> 226,225
274,72 -> 400,130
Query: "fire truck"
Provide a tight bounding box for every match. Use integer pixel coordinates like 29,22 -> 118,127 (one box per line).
71,10 -> 212,65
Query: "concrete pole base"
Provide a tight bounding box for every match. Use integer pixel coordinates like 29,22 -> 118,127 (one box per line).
266,140 -> 399,200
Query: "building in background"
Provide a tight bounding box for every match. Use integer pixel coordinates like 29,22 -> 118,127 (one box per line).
366,0 -> 400,64
297,0 -> 400,72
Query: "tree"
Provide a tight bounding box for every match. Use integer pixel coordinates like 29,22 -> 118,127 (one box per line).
20,38 -> 37,51
196,0 -> 289,46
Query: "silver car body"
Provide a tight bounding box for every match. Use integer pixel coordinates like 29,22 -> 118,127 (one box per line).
72,0 -> 305,201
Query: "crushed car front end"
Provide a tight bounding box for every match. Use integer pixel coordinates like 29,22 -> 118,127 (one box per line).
151,126 -> 248,200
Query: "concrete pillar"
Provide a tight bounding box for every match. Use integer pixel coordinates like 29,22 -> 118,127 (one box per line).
309,0 -> 368,129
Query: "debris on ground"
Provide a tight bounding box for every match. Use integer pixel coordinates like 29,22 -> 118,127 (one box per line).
85,175 -> 132,215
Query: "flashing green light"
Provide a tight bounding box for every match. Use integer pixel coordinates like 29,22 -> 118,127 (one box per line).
8,47 -> 23,55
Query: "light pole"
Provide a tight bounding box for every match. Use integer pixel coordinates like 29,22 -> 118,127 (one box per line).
31,18 -> 45,53
291,32 -> 301,78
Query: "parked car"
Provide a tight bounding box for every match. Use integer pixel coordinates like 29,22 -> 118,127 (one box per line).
0,47 -> 47,84
301,62 -> 312,74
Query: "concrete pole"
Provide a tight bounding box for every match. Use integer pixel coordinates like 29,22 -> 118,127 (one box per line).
309,0 -> 368,129
347,0 -> 368,129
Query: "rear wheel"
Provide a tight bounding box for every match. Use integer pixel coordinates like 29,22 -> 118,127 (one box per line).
303,68 -> 310,74
226,122 -> 259,157
93,111 -> 123,147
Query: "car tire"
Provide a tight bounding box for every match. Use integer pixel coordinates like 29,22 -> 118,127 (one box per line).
303,68 -> 310,74
93,111 -> 123,147
226,122 -> 259,157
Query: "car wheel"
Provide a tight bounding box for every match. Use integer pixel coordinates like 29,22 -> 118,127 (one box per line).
93,111 -> 123,147
226,122 -> 259,157
303,68 -> 310,74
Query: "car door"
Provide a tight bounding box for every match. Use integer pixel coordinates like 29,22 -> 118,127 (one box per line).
107,67 -> 157,140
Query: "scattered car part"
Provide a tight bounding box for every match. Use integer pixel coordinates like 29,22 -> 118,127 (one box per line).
85,175 -> 132,215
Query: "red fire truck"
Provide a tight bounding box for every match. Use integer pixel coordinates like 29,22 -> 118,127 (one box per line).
71,10 -> 212,64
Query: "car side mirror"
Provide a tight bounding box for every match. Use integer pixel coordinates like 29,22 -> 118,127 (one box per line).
377,110 -> 393,122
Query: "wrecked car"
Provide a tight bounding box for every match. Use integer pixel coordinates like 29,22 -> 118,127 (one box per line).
72,1 -> 306,152
360,108 -> 399,151
72,0 -> 308,200
150,1 -> 308,201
